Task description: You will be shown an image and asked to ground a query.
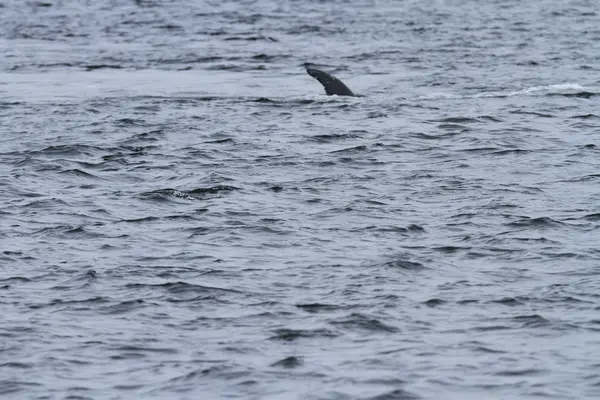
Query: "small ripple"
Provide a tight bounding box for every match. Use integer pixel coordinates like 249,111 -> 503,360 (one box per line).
296,303 -> 341,313
380,259 -> 426,271
84,64 -> 122,71
505,216 -> 565,228
547,91 -> 596,98
0,381 -> 42,396
423,298 -> 446,307
100,299 -> 146,315
271,356 -> 303,368
269,328 -> 339,341
330,145 -> 369,154
28,296 -> 108,310
490,148 -> 531,156
365,388 -> 421,400
432,116 -> 480,123
138,185 -> 237,202
309,132 -> 364,143
125,281 -> 242,295
491,297 -> 525,306
58,168 -> 102,180
513,314 -> 550,328
329,313 -> 399,333
0,362 -> 34,369
495,368 -> 546,377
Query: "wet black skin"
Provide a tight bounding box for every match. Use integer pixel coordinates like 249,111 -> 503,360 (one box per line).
305,66 -> 357,97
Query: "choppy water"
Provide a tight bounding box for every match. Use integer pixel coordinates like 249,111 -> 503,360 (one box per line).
2,0 -> 600,399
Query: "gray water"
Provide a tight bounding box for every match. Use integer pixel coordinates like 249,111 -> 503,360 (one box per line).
1,0 -> 600,399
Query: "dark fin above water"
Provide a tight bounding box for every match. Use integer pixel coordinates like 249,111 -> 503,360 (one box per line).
305,66 -> 356,97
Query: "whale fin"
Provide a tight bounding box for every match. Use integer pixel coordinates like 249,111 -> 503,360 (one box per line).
305,66 -> 356,97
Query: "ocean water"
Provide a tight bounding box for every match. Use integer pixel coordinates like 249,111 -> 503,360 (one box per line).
1,0 -> 600,399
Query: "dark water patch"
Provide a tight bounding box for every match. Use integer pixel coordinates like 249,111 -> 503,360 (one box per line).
473,346 -> 506,354
423,298 -> 446,307
542,295 -> 592,305
345,50 -> 404,61
164,294 -> 227,304
582,213 -> 600,221
479,115 -> 503,122
0,101 -> 24,108
495,368 -> 546,377
539,251 -> 585,259
516,60 -> 540,66
52,269 -> 98,290
100,299 -> 146,315
225,35 -> 278,42
563,173 -> 600,182
547,91 -> 596,98
84,64 -> 122,71
296,303 -> 341,313
0,276 -> 31,284
0,362 -> 34,369
571,114 -> 598,119
189,185 -> 238,196
510,110 -> 554,118
112,345 -> 178,355
269,185 -> 284,192
330,145 -> 368,154
433,117 -> 480,123
253,97 -> 274,103
251,53 -> 278,61
330,313 -> 399,333
124,129 -> 166,142
433,245 -> 470,254
513,314 -> 549,328
114,118 -> 146,126
31,225 -> 107,240
366,388 -> 421,400
269,328 -> 339,341
459,146 -> 499,153
164,363 -> 248,383
380,259 -> 426,271
412,132 -> 458,140
186,226 -> 219,238
472,324 -> 512,332
164,55 -> 225,65
35,62 -> 75,69
360,225 -> 417,234
287,24 -> 345,35
157,23 -> 183,31
28,296 -> 109,310
436,123 -> 470,131
309,132 -> 363,143
505,216 -> 565,228
138,186 -> 236,202
509,236 -> 560,244
29,144 -> 103,158
125,281 -> 242,295
58,168 -> 102,180
0,381 -> 42,396
491,297 -> 525,306
271,356 -> 303,368
407,224 -> 426,233
490,148 -> 531,156
207,63 -> 266,72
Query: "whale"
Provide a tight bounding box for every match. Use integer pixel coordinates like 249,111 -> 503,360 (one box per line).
305,66 -> 357,97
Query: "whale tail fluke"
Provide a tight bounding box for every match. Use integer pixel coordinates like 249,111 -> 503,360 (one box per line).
305,65 -> 356,97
